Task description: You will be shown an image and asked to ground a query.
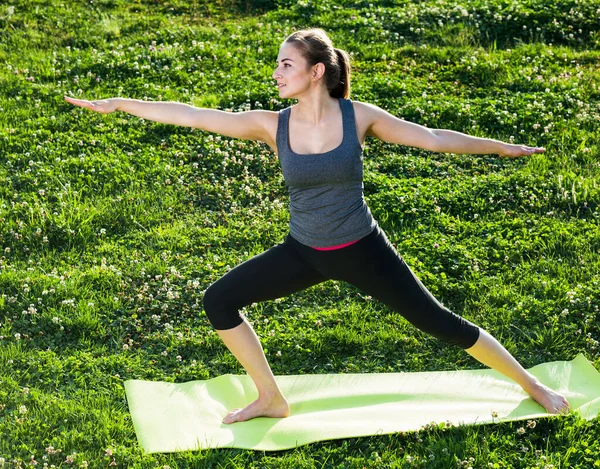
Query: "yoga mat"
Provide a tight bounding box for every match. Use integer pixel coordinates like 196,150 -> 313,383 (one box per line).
124,354 -> 600,452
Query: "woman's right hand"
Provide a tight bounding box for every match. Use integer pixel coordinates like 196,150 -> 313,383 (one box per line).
64,96 -> 120,114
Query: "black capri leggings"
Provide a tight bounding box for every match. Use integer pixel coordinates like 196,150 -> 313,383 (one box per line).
203,225 -> 480,349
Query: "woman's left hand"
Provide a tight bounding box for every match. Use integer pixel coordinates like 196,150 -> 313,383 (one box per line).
498,143 -> 545,158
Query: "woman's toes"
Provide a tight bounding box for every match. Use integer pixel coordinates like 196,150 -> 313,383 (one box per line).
223,409 -> 241,424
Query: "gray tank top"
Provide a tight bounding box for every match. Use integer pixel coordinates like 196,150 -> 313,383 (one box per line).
276,97 -> 377,248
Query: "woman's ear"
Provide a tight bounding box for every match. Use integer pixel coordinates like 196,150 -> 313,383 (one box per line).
312,62 -> 326,80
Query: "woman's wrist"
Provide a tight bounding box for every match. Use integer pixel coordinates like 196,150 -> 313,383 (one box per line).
493,140 -> 509,156
113,98 -> 126,111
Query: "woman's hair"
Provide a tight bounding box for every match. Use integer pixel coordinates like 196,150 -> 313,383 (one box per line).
284,28 -> 351,99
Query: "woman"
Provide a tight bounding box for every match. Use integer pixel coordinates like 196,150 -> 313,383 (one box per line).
65,28 -> 569,424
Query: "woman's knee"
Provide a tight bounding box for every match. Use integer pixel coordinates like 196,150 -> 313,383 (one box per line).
202,283 -> 243,330
422,307 -> 480,349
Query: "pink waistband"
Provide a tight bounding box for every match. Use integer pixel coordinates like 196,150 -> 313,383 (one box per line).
311,239 -> 360,251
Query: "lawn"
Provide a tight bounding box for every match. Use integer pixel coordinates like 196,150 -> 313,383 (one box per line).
1,0 -> 599,467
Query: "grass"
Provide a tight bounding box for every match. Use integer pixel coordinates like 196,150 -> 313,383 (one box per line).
1,0 -> 600,467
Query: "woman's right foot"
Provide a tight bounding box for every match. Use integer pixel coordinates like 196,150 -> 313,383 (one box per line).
523,379 -> 570,414
223,392 -> 290,424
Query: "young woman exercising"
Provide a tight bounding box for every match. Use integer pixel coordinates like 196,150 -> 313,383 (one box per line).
65,28 -> 570,424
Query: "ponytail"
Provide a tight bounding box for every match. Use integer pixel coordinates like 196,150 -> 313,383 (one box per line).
331,48 -> 351,99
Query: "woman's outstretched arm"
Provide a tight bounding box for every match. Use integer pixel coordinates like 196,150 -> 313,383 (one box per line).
63,96 -> 273,143
356,101 -> 545,158
433,128 -> 545,157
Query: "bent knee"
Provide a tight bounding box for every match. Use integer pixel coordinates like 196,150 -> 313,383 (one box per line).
202,284 -> 243,330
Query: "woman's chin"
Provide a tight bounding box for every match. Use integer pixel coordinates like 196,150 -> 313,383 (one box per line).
279,88 -> 293,98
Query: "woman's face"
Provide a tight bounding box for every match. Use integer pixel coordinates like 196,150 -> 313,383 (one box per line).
272,42 -> 315,98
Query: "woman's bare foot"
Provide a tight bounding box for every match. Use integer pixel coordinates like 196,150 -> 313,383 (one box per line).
223,391 -> 290,424
523,378 -> 570,414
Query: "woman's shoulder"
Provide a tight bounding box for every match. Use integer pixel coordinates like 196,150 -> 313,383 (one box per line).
252,110 -> 279,153
348,99 -> 379,115
348,99 -> 380,131
262,108 -> 284,129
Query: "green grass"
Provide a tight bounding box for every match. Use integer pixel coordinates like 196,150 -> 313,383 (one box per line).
1,0 -> 600,467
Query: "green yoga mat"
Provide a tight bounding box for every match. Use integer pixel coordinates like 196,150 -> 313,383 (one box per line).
124,354 -> 600,452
